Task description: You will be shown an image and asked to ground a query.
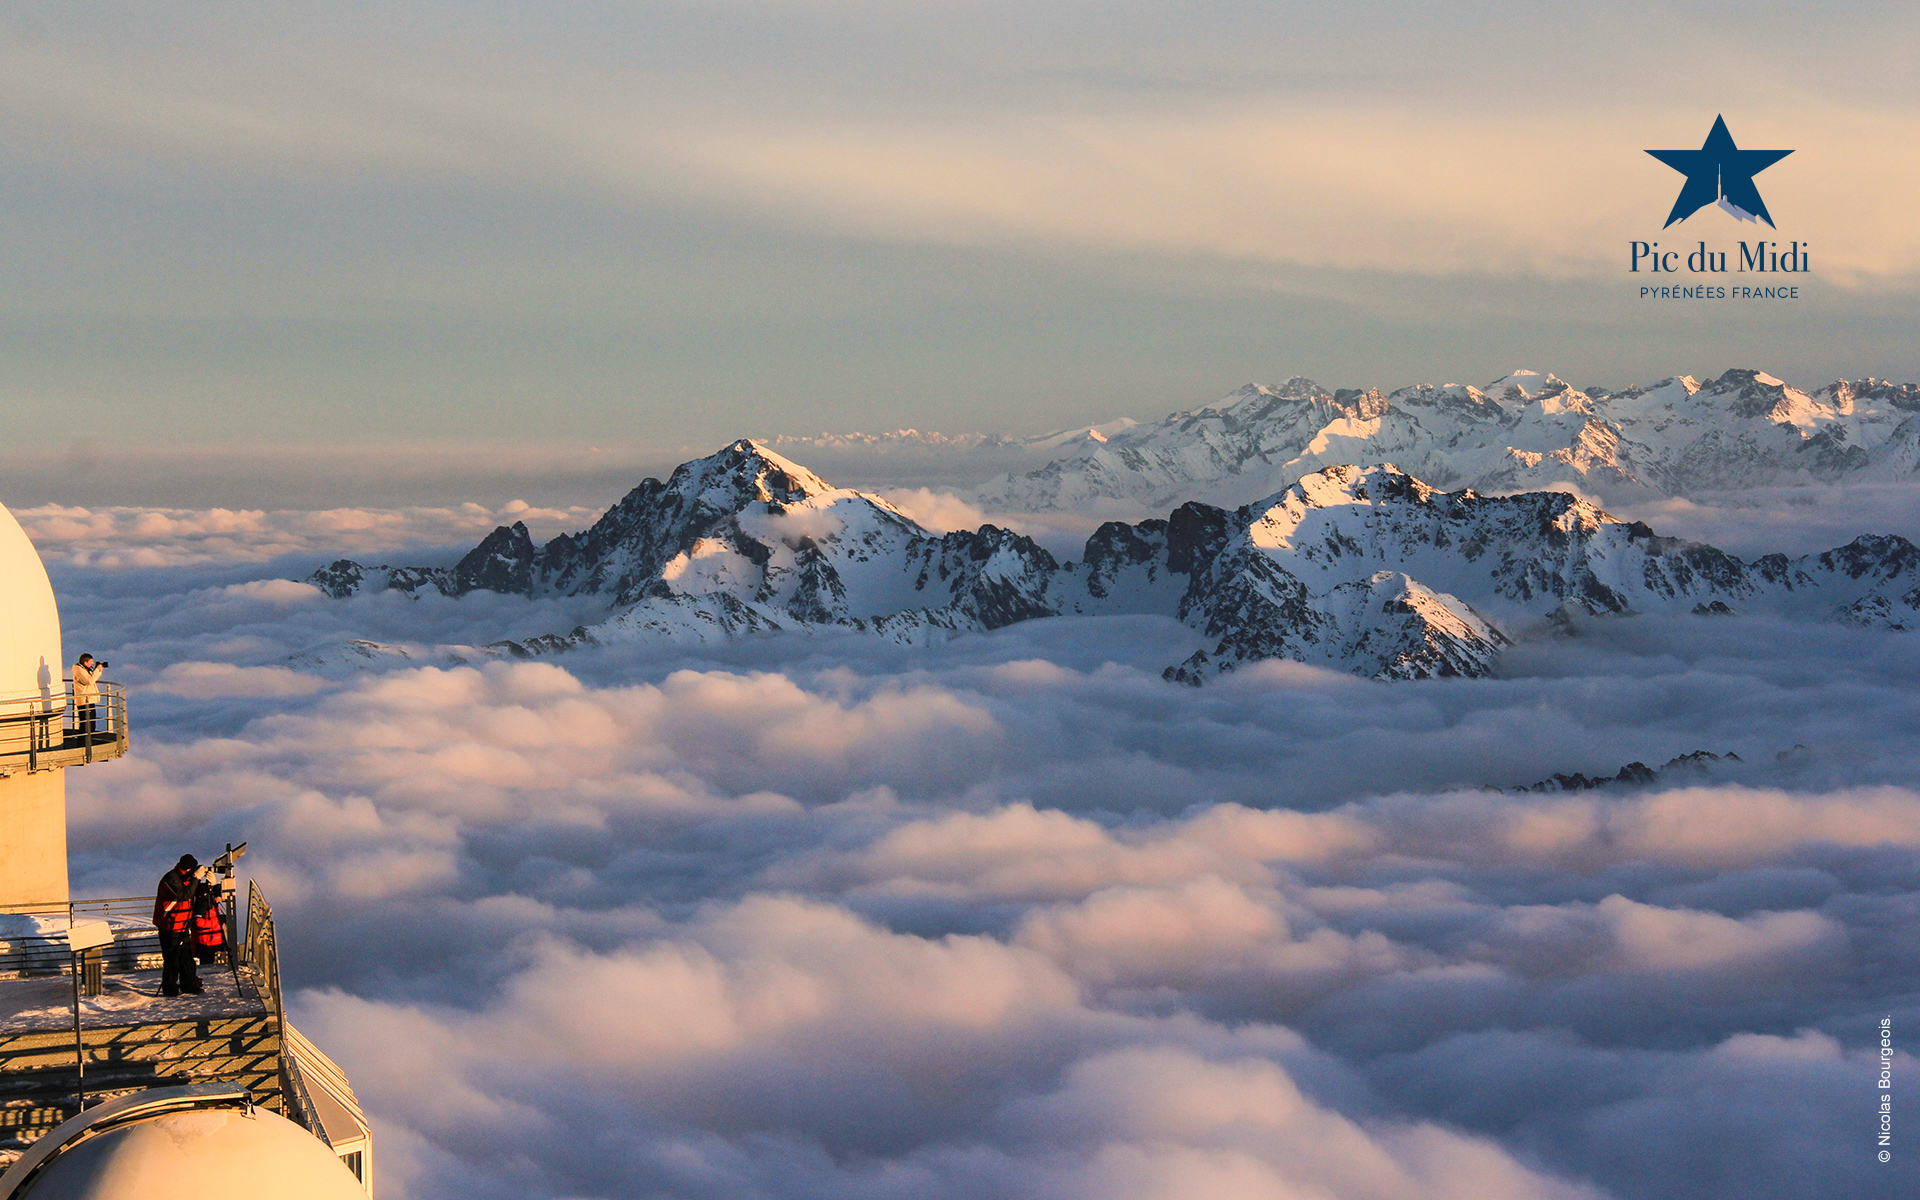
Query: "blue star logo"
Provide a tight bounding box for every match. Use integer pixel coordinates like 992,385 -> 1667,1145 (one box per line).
1646,116 -> 1792,228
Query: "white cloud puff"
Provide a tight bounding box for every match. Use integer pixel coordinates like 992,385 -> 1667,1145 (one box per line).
147,661 -> 333,698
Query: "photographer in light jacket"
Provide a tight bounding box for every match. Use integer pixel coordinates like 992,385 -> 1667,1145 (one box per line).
72,652 -> 105,740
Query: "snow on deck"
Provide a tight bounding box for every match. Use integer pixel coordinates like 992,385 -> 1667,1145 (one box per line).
0,967 -> 265,1034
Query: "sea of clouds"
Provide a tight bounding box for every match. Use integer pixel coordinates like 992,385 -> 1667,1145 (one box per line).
32,485 -> 1920,1200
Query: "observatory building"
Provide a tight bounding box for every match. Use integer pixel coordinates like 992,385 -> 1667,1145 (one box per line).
0,502 -> 108,906
0,500 -> 372,1198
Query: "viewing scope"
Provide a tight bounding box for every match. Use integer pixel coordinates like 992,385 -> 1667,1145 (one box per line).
208,842 -> 247,896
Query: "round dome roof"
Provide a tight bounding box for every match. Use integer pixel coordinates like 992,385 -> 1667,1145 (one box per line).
0,502 -> 62,703
18,1106 -> 364,1200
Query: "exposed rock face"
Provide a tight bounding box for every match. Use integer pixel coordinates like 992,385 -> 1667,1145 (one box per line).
1514,750 -> 1742,794
973,369 -> 1920,512
308,443 -> 1920,682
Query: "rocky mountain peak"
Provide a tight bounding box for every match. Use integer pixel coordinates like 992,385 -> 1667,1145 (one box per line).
1217,378 -> 1330,404
1198,379 -> 1330,422
1236,464 -> 1416,551
1387,381 -> 1511,422
1818,377 -> 1920,414
1482,371 -> 1580,409
1271,376 -> 1333,398
1692,368 -> 1828,426
669,439 -> 836,510
1197,378 -> 1394,430
1274,462 -> 1436,510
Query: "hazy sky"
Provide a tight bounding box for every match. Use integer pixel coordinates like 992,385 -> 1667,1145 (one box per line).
4,1 -> 1918,465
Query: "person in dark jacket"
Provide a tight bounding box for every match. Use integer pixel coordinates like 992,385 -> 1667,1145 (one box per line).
153,854 -> 204,996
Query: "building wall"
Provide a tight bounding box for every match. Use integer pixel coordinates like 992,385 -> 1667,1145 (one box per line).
0,768 -> 68,906
1,500 -> 71,908
0,503 -> 64,704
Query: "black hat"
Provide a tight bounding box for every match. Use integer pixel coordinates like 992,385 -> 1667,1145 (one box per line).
177,854 -> 199,871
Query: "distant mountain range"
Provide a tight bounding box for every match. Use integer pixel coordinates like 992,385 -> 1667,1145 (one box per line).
305,440 -> 1920,682
970,369 -> 1920,511
763,420 -> 1141,459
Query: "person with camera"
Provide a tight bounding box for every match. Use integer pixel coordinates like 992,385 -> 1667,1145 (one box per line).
152,853 -> 204,996
72,652 -> 106,742
192,876 -> 229,965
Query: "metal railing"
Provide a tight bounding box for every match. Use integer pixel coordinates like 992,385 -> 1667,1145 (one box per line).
281,1042 -> 327,1143
241,881 -> 325,1137
0,678 -> 129,771
0,897 -> 159,980
243,880 -> 280,1009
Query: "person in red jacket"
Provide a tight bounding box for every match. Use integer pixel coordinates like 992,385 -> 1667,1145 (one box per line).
153,854 -> 204,996
192,883 -> 228,965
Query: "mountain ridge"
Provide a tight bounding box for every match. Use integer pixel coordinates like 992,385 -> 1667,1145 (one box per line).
306,440 -> 1920,682
965,368 -> 1920,512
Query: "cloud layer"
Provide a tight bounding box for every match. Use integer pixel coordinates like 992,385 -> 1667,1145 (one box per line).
46,520 -> 1920,1199
18,500 -> 600,568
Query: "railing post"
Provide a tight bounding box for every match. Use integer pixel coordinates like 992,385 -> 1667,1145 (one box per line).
71,944 -> 87,1112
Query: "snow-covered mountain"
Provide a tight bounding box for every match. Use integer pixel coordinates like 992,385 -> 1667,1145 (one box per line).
311,441 -> 1069,642
973,369 -> 1920,511
308,440 -> 1920,682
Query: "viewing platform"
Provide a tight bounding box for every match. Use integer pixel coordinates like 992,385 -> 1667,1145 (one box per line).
0,885 -> 370,1192
0,681 -> 128,775
0,500 -> 371,1196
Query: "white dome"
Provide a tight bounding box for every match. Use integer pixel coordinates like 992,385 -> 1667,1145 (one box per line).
0,502 -> 62,704
18,1107 -> 364,1200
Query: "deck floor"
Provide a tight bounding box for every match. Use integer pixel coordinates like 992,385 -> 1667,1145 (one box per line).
0,967 -> 264,1034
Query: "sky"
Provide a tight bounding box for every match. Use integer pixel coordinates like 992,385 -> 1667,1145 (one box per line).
4,0 -> 1919,501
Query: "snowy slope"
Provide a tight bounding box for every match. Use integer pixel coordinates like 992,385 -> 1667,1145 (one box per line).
973,369 -> 1920,511
309,443 -> 1920,682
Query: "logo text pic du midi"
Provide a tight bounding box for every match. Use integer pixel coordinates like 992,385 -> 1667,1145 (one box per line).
1631,115 -> 1804,300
